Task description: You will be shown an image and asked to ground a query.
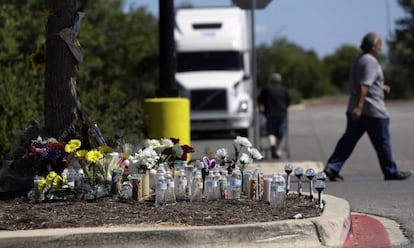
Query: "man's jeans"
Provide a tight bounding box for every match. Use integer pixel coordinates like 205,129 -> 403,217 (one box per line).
326,113 -> 399,177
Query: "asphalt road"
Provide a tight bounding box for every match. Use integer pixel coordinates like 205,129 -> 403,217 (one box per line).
191,100 -> 414,247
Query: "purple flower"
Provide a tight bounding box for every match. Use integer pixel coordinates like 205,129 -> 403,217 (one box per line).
203,156 -> 216,173
44,147 -> 66,162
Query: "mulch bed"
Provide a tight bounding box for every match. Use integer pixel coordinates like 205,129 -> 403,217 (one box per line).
0,194 -> 322,231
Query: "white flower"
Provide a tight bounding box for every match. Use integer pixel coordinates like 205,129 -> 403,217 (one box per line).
234,136 -> 252,147
215,148 -> 228,161
143,139 -> 161,149
160,138 -> 174,148
248,147 -> 263,160
155,138 -> 174,153
238,153 -> 252,166
133,147 -> 160,170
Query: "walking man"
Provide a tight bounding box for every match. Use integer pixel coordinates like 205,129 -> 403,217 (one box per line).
258,73 -> 291,159
324,32 -> 411,181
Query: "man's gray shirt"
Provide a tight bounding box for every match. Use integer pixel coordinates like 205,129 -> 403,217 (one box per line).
347,53 -> 389,118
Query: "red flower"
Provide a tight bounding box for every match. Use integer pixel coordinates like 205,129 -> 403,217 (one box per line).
170,138 -> 180,144
48,141 -> 65,150
180,144 -> 195,161
27,142 -> 46,155
181,144 -> 195,153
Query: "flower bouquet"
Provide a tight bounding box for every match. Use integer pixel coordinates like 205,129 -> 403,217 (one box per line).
213,136 -> 263,174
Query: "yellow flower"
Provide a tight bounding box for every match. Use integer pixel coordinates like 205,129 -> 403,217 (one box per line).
46,171 -> 57,184
65,139 -> 82,153
38,178 -> 47,193
52,175 -> 63,189
75,149 -> 88,158
99,146 -> 113,154
86,150 -> 104,163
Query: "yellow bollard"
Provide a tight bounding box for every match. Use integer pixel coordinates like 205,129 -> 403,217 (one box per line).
144,97 -> 191,149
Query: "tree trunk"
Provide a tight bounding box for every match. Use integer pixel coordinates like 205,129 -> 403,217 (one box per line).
44,0 -> 78,139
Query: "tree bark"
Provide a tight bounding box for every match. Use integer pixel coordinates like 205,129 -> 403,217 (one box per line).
44,0 -> 78,139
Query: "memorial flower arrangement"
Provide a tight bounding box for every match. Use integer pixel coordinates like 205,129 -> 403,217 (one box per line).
129,137 -> 195,172
25,136 -> 68,175
65,140 -> 123,187
214,136 -> 264,173
28,138 -> 124,201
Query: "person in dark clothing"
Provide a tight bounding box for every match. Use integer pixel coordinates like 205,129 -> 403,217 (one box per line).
258,73 -> 291,159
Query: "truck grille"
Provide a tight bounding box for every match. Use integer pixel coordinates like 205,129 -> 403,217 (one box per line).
190,89 -> 227,111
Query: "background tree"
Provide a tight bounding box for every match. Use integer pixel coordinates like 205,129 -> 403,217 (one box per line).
257,38 -> 336,103
386,0 -> 414,98
0,1 -> 45,161
0,0 -> 159,161
76,0 -> 159,143
322,45 -> 360,93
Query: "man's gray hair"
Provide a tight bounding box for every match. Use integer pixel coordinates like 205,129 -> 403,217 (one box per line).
360,32 -> 380,52
271,73 -> 282,83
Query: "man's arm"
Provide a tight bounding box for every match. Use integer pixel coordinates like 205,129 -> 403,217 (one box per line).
351,84 -> 369,120
383,84 -> 391,94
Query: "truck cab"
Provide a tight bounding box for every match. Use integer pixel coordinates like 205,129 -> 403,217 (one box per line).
175,7 -> 253,135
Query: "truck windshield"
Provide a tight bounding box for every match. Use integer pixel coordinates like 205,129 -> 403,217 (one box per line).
176,51 -> 243,72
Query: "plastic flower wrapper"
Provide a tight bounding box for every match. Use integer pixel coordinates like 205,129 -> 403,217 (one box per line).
96,152 -> 121,182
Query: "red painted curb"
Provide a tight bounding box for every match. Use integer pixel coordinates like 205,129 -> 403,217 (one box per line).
343,214 -> 390,248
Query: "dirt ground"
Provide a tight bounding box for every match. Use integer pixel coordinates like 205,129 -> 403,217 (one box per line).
0,194 -> 321,231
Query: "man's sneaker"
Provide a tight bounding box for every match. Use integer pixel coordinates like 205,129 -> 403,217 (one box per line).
384,171 -> 412,180
323,167 -> 344,182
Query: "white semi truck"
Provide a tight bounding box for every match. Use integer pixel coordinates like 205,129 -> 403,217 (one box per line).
175,7 -> 253,135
